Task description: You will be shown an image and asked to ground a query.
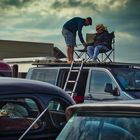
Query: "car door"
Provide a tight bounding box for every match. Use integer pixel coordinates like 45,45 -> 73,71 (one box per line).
85,68 -> 121,102
0,96 -> 43,139
47,98 -> 69,129
0,96 -> 72,140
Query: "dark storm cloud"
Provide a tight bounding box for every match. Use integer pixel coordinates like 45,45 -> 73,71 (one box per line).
51,0 -> 96,10
51,0 -> 140,22
0,0 -> 34,8
51,0 -> 140,36
104,0 -> 140,36
51,0 -> 127,13
52,0 -> 81,8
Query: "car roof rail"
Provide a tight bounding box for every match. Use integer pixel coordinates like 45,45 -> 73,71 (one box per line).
32,59 -> 140,68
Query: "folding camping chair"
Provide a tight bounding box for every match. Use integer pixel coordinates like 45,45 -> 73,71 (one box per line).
98,32 -> 115,62
74,33 -> 95,61
74,32 -> 115,62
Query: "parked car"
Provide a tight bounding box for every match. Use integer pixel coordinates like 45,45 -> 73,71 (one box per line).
26,61 -> 140,103
0,77 -> 75,140
0,61 -> 12,77
57,100 -> 140,140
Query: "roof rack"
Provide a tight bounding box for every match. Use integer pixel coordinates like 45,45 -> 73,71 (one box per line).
32,59 -> 140,68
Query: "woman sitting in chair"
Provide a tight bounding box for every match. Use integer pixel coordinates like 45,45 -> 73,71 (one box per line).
87,24 -> 111,62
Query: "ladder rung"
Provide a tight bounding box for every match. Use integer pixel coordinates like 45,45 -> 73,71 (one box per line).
67,80 -> 76,83
63,60 -> 84,93
70,70 -> 79,72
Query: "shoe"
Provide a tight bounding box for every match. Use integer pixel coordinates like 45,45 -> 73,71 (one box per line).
87,59 -> 98,63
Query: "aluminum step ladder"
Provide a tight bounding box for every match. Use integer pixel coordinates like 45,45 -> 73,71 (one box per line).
63,60 -> 84,97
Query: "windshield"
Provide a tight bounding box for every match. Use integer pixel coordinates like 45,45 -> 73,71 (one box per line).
112,68 -> 140,90
57,113 -> 140,140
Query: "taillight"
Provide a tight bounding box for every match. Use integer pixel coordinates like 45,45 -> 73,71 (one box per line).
73,96 -> 84,103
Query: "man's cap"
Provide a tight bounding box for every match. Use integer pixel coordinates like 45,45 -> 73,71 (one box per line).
86,17 -> 92,25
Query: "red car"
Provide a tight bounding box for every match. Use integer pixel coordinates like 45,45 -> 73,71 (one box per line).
0,61 -> 12,77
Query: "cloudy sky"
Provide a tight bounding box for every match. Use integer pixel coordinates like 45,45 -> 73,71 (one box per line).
0,0 -> 140,63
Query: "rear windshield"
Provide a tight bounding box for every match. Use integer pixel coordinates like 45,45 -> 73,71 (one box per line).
57,113 -> 140,140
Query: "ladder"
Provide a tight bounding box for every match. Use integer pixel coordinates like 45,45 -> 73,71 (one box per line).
63,60 -> 84,97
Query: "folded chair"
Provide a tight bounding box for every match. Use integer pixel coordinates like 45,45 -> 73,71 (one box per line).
74,32 -> 115,62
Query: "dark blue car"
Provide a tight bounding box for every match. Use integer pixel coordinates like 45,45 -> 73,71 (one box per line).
0,77 -> 75,140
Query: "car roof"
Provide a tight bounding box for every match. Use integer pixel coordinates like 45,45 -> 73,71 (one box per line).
0,77 -> 74,103
0,61 -> 12,72
66,100 -> 140,118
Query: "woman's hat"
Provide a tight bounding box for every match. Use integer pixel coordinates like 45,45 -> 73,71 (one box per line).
96,24 -> 107,31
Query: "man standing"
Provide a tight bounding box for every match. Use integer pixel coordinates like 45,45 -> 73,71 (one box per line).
62,17 -> 92,63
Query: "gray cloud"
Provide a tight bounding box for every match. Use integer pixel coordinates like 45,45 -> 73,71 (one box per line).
51,0 -> 97,13
51,0 -> 140,36
106,0 -> 140,36
0,0 -> 139,63
0,0 -> 34,8
51,0 -> 125,12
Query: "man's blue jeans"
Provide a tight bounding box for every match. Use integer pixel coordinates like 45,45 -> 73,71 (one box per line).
87,45 -> 109,60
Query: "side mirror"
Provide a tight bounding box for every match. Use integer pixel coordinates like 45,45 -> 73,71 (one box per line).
104,83 -> 120,96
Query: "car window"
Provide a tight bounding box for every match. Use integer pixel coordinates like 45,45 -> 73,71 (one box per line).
30,69 -> 58,85
47,99 -> 68,129
89,70 -> 116,94
25,98 -> 38,110
135,71 -> 140,88
0,97 -> 42,131
113,68 -> 140,90
48,100 -> 63,111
